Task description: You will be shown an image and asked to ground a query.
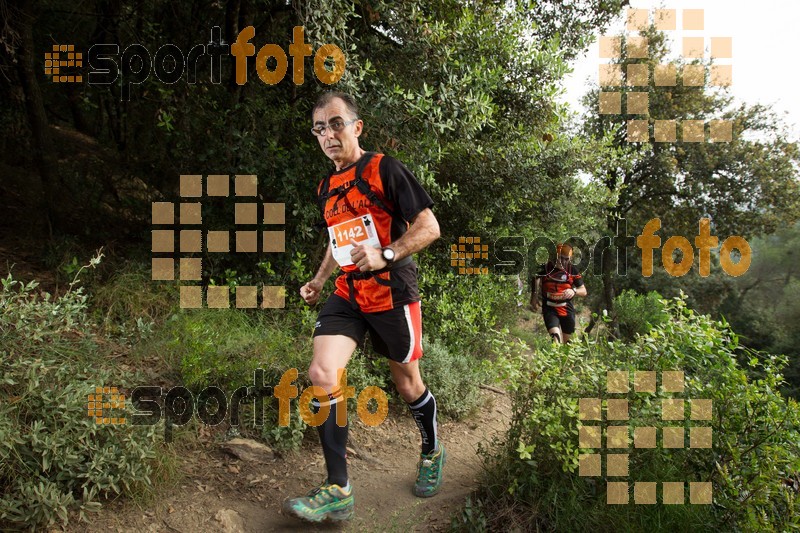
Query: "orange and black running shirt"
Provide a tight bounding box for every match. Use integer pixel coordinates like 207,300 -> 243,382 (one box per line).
535,262 -> 584,317
318,153 -> 433,313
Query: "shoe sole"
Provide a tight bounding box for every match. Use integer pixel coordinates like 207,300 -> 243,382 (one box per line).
413,446 -> 446,498
282,500 -> 354,523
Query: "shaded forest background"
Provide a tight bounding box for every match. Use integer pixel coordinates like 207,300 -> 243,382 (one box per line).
2,0 -> 798,390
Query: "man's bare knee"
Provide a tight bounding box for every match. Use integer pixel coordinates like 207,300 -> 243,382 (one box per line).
309,335 -> 356,391
308,363 -> 339,391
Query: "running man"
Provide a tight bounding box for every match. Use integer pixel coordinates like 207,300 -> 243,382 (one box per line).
284,91 -> 444,523
529,243 -> 587,343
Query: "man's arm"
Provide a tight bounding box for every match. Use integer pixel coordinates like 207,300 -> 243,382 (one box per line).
350,208 -> 440,272
300,244 -> 337,305
566,271 -> 587,299
314,243 -> 338,283
387,208 -> 440,261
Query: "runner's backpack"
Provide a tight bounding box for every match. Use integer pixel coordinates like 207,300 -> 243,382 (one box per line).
316,152 -> 398,222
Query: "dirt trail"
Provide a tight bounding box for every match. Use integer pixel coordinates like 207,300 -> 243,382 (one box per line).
66,390 -> 511,533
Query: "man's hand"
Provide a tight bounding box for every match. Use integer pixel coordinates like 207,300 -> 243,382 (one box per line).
548,289 -> 575,301
350,244 -> 388,272
300,279 -> 324,305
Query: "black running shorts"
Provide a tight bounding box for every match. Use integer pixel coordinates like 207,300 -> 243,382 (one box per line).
542,306 -> 576,334
313,294 -> 423,363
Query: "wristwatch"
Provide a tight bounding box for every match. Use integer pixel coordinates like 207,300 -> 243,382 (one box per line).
382,247 -> 396,264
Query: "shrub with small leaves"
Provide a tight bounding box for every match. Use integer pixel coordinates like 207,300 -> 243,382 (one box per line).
0,271 -> 163,530
419,335 -> 483,420
613,289 -> 670,341
467,295 -> 800,531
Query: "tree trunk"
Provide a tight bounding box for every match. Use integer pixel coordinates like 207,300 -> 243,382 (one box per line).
225,0 -> 242,92
64,84 -> 93,135
92,0 -> 124,149
601,215 -> 620,337
14,0 -> 55,237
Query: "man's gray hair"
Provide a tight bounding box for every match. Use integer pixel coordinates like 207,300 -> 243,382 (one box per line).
312,91 -> 359,119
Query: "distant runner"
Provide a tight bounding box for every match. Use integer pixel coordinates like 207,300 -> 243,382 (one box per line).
529,243 -> 587,343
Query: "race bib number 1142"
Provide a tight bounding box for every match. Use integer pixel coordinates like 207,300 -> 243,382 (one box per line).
329,214 -> 381,267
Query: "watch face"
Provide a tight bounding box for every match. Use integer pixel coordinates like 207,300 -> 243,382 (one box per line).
383,248 -> 395,261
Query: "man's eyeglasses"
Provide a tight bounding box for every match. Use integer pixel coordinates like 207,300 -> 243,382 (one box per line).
311,119 -> 357,137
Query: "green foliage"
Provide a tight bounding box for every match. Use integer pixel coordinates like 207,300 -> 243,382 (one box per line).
4,0 -> 638,522
453,494 -> 489,531
139,295 -> 392,451
613,289 -> 669,341
41,235 -> 84,284
90,261 -> 178,340
134,303 -> 312,451
581,23 -> 800,329
344,348 -> 390,396
162,309 -> 295,391
468,296 -> 800,531
418,336 -> 482,420
0,273 -> 164,530
417,252 -> 519,359
8,0 -> 626,277
719,222 -> 800,397
262,403 -> 308,453
583,26 -> 800,239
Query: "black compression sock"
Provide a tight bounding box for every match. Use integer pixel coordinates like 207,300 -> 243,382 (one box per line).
313,391 -> 349,487
407,388 -> 438,455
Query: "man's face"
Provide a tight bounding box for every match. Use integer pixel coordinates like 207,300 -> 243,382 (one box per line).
312,97 -> 363,168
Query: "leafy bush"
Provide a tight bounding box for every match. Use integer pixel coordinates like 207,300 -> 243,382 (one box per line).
261,403 -> 309,452
344,347 -> 390,396
417,252 -> 519,359
0,273 -> 165,530
136,304 -> 314,450
613,289 -> 670,341
137,304 -> 311,386
419,335 -> 484,420
464,295 -> 800,531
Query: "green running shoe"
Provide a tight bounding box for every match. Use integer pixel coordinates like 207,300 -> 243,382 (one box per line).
283,481 -> 354,523
414,445 -> 446,497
